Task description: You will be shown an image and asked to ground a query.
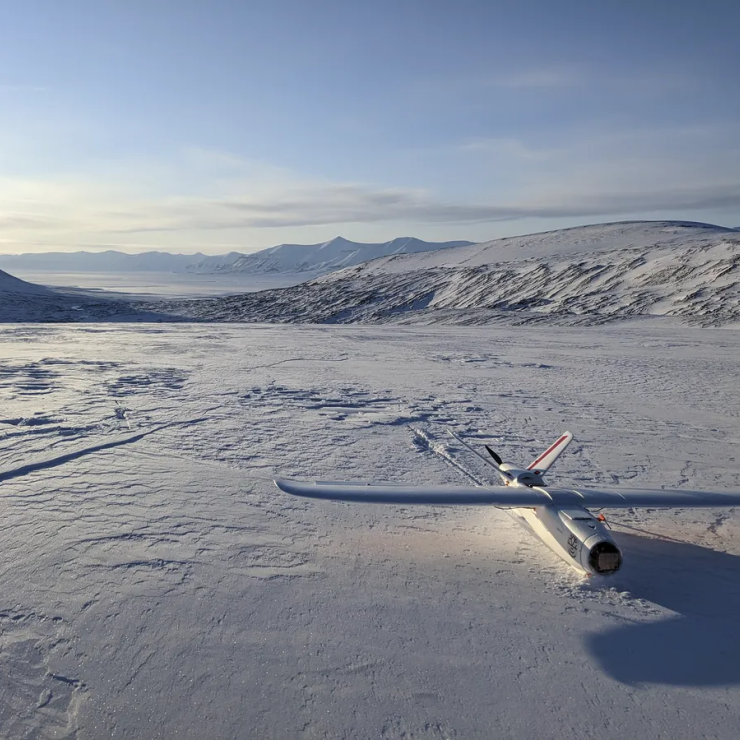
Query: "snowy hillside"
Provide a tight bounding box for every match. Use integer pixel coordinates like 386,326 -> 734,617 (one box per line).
0,268 -> 80,321
187,236 -> 474,274
0,268 -> 177,322
149,221 -> 740,326
0,268 -> 54,296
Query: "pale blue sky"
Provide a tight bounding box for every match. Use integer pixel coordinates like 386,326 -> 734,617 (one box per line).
1,0 -> 738,253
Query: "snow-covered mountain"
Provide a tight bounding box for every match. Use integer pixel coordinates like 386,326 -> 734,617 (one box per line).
186,236 -> 474,274
0,237 -> 473,276
148,221 -> 740,326
185,251 -> 245,272
5,221 -> 740,326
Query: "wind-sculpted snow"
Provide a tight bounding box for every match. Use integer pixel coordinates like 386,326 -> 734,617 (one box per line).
143,221 -> 740,326
2,323 -> 740,738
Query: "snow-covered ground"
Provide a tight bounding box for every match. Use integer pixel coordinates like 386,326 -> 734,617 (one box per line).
2,321 -> 740,739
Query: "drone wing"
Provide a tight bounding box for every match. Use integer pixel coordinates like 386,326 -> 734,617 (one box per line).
275,478 -> 548,506
569,486 -> 740,509
277,479 -> 740,509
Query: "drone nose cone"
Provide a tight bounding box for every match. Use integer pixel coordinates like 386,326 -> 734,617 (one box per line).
586,540 -> 622,575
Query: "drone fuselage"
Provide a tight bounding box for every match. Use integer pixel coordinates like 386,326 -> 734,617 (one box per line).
513,503 -> 622,575
499,464 -> 545,487
498,462 -> 622,575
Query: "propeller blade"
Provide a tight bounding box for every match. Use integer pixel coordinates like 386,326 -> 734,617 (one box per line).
485,446 -> 503,465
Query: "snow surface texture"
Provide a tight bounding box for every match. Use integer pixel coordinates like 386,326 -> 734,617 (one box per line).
145,221 -> 740,327
2,322 -> 740,739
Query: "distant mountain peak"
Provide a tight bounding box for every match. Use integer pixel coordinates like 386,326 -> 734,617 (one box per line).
319,236 -> 356,250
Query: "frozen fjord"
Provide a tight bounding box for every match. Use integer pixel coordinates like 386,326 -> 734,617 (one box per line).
1,322 -> 740,739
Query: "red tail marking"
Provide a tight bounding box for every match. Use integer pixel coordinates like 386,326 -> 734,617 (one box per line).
528,435 -> 569,470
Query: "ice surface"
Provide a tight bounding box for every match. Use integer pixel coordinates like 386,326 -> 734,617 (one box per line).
2,322 -> 740,738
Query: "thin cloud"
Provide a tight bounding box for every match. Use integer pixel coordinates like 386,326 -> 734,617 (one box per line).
4,178 -> 740,239
106,181 -> 740,232
2,125 -> 739,250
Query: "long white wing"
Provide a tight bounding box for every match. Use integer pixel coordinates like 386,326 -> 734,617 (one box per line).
276,478 -> 740,509
275,478 -> 547,506
568,486 -> 740,508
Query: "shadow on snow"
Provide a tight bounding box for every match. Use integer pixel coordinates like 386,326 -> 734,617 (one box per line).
587,531 -> 740,687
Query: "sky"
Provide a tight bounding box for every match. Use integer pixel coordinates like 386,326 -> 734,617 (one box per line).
1,0 -> 739,255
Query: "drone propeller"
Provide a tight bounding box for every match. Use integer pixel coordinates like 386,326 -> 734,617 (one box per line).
485,446 -> 503,465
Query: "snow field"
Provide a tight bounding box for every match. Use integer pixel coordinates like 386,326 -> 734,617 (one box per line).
1,323 -> 740,738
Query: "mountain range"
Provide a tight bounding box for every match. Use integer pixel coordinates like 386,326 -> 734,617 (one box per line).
0,236 -> 473,275
184,236 -> 474,274
2,221 -> 740,326
144,221 -> 740,327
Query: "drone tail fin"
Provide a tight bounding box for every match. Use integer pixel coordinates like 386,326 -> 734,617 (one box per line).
527,432 -> 573,474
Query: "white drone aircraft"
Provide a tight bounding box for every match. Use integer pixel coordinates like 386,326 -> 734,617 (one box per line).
275,431 -> 740,576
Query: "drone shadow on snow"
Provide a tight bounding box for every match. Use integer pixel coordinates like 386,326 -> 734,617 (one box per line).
587,530 -> 740,687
